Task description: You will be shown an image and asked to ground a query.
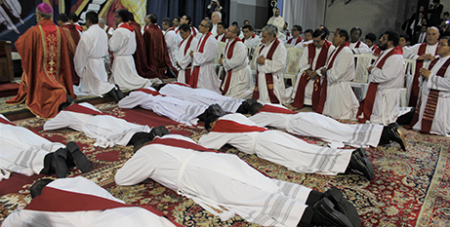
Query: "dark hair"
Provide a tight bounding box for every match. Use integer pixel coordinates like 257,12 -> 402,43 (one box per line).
174,16 -> 180,22
68,13 -> 78,22
242,24 -> 254,31
179,23 -> 191,32
203,19 -> 213,32
249,102 -> 263,115
30,178 -> 54,199
128,11 -> 135,22
56,13 -> 68,22
444,12 -> 449,16
205,115 -> 220,131
218,21 -> 228,29
116,9 -> 129,23
163,18 -> 173,27
232,21 -> 238,26
148,14 -> 157,23
85,11 -> 98,24
440,36 -> 450,45
350,27 -> 362,36
243,19 -> 249,24
384,30 -> 399,46
365,32 -> 377,42
304,28 -> 314,35
312,29 -> 327,40
230,25 -> 240,35
399,33 -> 410,42
336,28 -> 350,41
293,25 -> 302,32
183,15 -> 192,25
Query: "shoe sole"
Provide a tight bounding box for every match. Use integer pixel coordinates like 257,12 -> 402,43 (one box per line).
66,142 -> 91,173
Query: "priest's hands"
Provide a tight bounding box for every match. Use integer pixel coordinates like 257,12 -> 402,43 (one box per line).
219,57 -> 224,65
420,68 -> 431,79
320,68 -> 327,77
257,56 -> 266,65
417,53 -> 435,61
305,69 -> 318,79
367,66 -> 375,74
190,50 -> 194,57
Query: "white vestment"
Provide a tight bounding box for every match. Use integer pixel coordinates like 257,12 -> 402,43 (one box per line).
176,35 -> 198,83
192,33 -> 221,93
199,114 -> 354,175
322,46 -> 359,119
367,47 -> 405,125
277,32 -> 287,43
73,24 -> 115,96
413,55 -> 450,136
3,177 -> 176,227
165,30 -> 179,70
407,43 -> 438,67
118,87 -> 207,126
116,134 -> 310,226
159,83 -> 244,113
221,39 -> 254,99
254,39 -> 292,105
243,35 -> 262,49
211,23 -> 218,36
103,25 -> 114,36
109,23 -> 159,90
295,40 -> 313,49
0,116 -> 64,177
43,102 -> 150,148
249,104 -> 383,148
350,41 -> 371,54
267,16 -> 285,32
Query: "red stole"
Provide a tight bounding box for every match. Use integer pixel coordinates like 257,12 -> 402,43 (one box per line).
252,39 -> 281,103
256,104 -> 296,114
212,119 -> 268,133
410,56 -> 450,133
118,22 -> 134,32
191,26 -> 197,36
74,24 -> 83,33
371,44 -> 381,55
180,35 -> 195,83
315,42 -> 350,114
63,103 -> 109,116
25,187 -> 183,227
215,34 -> 227,42
221,38 -> 242,95
287,37 -> 303,45
188,32 -> 212,88
354,41 -> 361,48
292,41 -> 331,109
136,88 -> 165,96
357,46 -> 403,123
147,137 -> 217,152
243,33 -> 256,43
0,117 -> 15,126
409,43 -> 438,107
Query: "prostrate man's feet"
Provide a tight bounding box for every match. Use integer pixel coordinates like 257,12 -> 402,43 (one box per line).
347,148 -> 375,181
158,125 -> 170,136
236,98 -> 258,114
106,84 -> 124,103
65,142 -> 91,173
379,122 -> 406,151
323,188 -> 361,227
52,148 -> 69,178
312,197 -> 354,227
198,104 -> 227,121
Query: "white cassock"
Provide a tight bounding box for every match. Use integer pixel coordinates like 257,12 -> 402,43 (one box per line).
277,32 -> 287,43
192,32 -> 221,93
292,43 -> 336,104
267,16 -> 285,32
407,43 -> 438,66
3,177 -> 177,227
295,40 -> 313,49
160,83 -> 244,112
322,46 -> 359,120
109,23 -> 159,90
73,24 -> 116,96
350,41 -> 372,83
165,30 -> 179,70
176,35 -> 198,83
43,102 -> 150,148
253,39 -> 292,105
367,47 -> 405,125
103,25 -> 114,36
221,39 -> 254,99
350,41 -> 371,54
413,55 -> 450,136
243,35 -> 262,49
0,115 -> 64,177
211,23 -> 218,36
116,134 -> 310,226
118,87 -> 207,126
248,104 -> 383,148
199,114 -> 354,175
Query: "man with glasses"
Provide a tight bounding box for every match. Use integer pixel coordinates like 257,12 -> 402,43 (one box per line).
286,25 -> 303,45
179,15 -> 199,36
242,25 -> 261,49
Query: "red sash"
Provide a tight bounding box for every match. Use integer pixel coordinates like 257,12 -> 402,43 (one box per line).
410,56 -> 450,133
256,104 -> 296,114
215,34 -> 227,42
315,42 -> 350,114
0,117 -> 15,126
212,119 -> 268,133
287,37 -> 303,45
355,41 -> 361,48
169,82 -> 191,87
119,22 -> 134,32
221,38 -> 242,95
25,187 -> 182,227
191,26 -> 197,36
357,46 -> 403,123
252,39 -> 281,103
64,103 -> 109,116
75,24 -> 83,33
188,32 -> 212,88
292,41 -> 330,108
180,35 -> 195,83
136,88 -> 165,96
371,44 -> 381,55
147,137 -> 217,152
243,33 -> 256,43
409,43 -> 438,107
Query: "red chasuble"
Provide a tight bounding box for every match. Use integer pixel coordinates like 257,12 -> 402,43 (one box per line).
143,24 -> 170,79
409,43 -> 438,107
188,32 -> 213,88
252,39 -> 281,103
6,19 -> 76,119
221,38 -> 242,95
129,21 -> 159,79
62,24 -> 81,85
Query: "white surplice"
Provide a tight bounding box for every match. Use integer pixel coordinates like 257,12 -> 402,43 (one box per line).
118,87 -> 207,126
367,47 -> 405,125
413,55 -> 450,136
176,35 -> 198,83
199,114 -> 354,175
3,177 -> 177,227
221,39 -> 254,99
253,39 -> 292,105
267,16 -> 285,32
109,23 -> 160,90
407,43 -> 438,67
73,24 -> 116,96
116,134 -> 309,226
165,30 -> 179,70
43,102 -> 150,148
159,83 -> 244,113
249,104 -> 383,148
242,35 -> 262,49
350,41 -> 371,54
192,32 -> 221,93
322,46 -> 359,120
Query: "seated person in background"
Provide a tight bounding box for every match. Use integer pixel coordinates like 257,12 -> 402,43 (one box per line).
242,24 -> 262,49
364,32 -> 381,55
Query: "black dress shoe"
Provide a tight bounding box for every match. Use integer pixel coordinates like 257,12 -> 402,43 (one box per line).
323,188 -> 361,227
159,126 -> 170,136
206,104 -> 226,118
348,149 -> 375,181
52,148 -> 69,178
40,153 -> 54,175
65,142 -> 91,173
107,88 -> 119,103
313,198 -> 353,227
236,98 -> 258,114
387,122 -> 406,151
149,127 -> 163,140
115,84 -> 124,100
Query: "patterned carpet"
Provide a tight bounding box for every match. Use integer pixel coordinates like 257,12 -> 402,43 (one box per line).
0,102 -> 449,226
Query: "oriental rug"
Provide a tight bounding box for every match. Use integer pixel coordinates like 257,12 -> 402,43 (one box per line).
0,102 -> 449,227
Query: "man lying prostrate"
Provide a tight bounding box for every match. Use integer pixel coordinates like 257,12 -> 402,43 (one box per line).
248,103 -> 406,150
115,133 -> 361,227
0,115 -> 90,179
118,87 -> 226,126
158,82 -> 256,114
2,177 -> 182,227
199,113 -> 375,181
43,102 -> 162,148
